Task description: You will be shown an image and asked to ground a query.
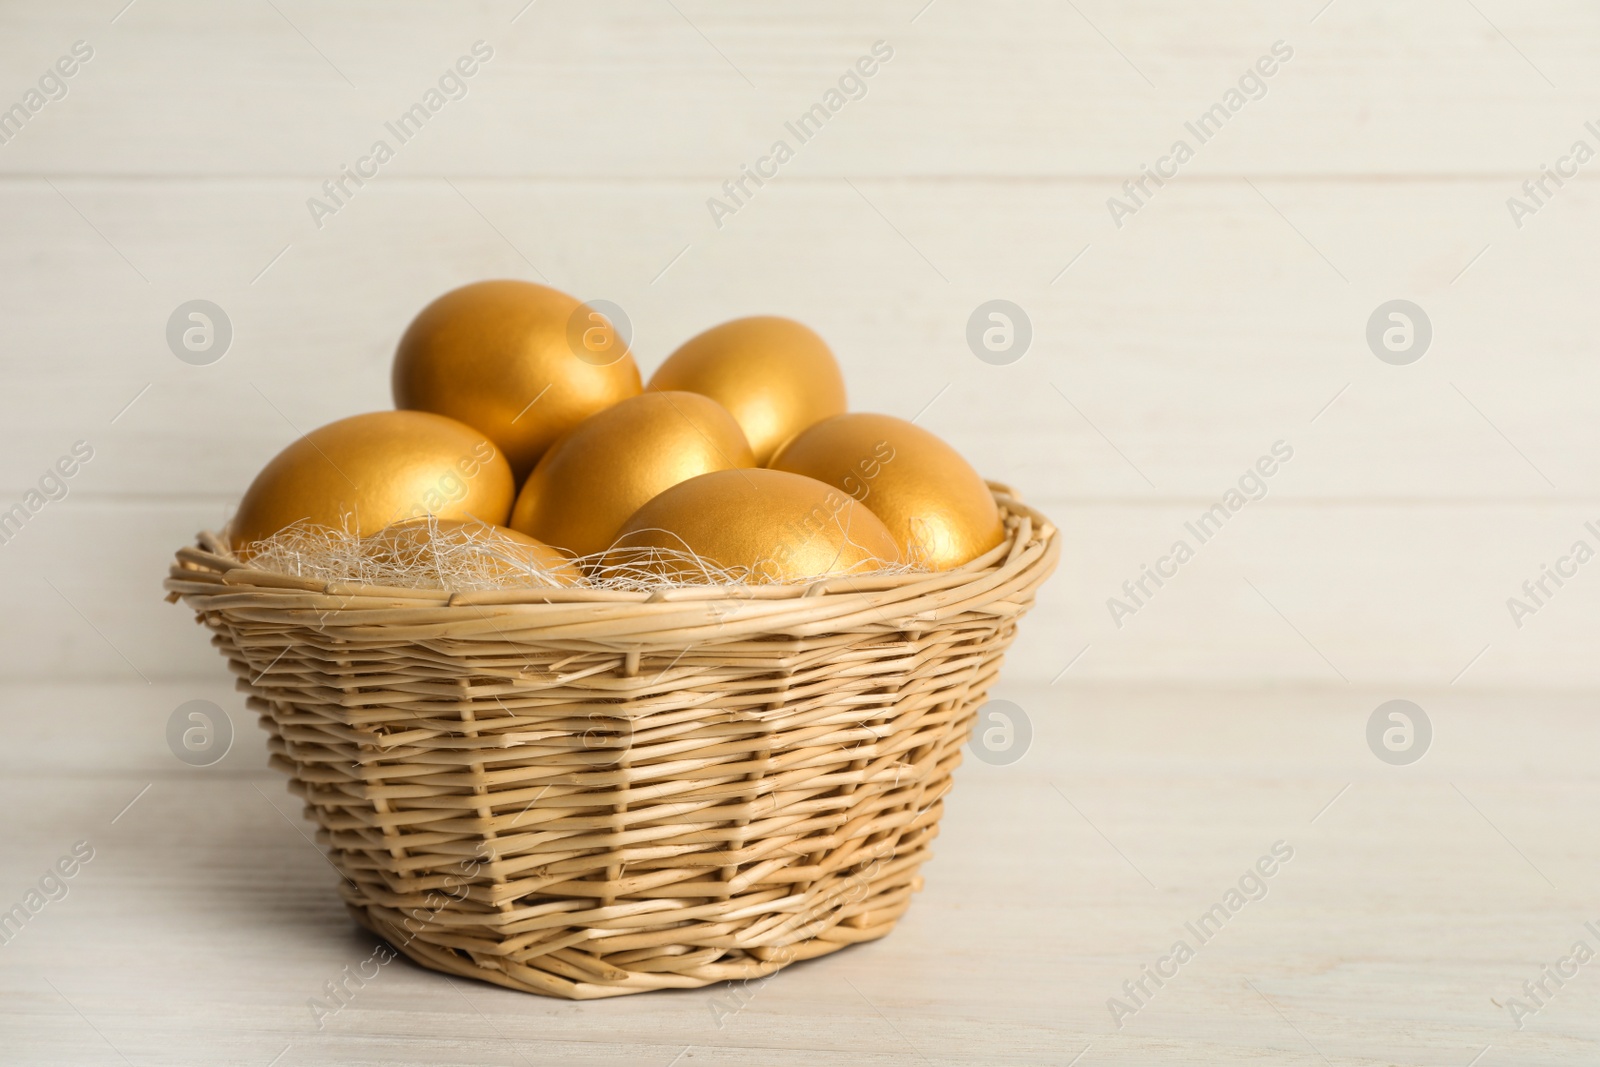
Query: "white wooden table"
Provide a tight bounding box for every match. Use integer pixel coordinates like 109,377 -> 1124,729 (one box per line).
3,680 -> 1596,1065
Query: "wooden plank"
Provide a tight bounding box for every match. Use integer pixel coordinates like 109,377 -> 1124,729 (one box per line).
8,497 -> 1600,687
0,176 -> 1593,501
0,0 -> 1592,177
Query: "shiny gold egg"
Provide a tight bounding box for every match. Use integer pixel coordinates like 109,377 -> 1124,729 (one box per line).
602,468 -> 900,584
509,391 -> 755,558
393,280 -> 643,477
646,316 -> 846,465
230,411 -> 515,553
365,517 -> 581,587
770,413 -> 1003,569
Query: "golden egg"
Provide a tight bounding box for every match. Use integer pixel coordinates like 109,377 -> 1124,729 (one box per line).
602,468 -> 900,584
393,280 -> 643,477
647,316 -> 846,465
770,413 -> 1003,569
230,411 -> 515,553
365,518 -> 581,587
510,391 -> 755,558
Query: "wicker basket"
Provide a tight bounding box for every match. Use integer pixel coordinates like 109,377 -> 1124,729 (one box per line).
164,485 -> 1057,999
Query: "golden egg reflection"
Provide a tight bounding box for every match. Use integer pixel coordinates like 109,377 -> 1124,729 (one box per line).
229,411 -> 515,555
366,518 -> 581,587
510,391 -> 755,559
602,468 -> 900,584
770,413 -> 1003,569
393,280 -> 642,478
646,316 -> 846,465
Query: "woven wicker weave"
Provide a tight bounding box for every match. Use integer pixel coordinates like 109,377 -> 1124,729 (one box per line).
164,485 -> 1057,999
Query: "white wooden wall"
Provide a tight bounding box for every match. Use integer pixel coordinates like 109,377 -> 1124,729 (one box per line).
2,0 -> 1597,689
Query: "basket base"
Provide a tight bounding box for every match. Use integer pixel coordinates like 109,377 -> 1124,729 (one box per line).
346,887 -> 917,1000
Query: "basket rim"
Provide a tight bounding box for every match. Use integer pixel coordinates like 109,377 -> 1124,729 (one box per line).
164,484 -> 1058,642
